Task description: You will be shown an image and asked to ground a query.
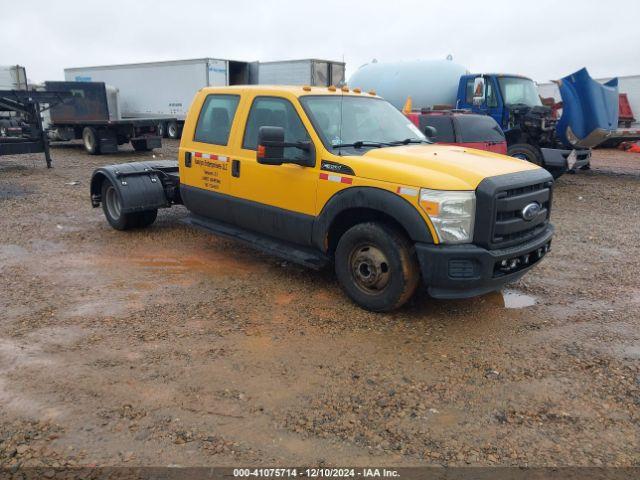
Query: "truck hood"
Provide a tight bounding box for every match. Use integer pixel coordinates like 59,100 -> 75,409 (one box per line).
344,144 -> 540,190
556,67 -> 619,148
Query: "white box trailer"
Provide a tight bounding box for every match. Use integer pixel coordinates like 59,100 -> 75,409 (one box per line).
64,58 -> 250,138
255,59 -> 345,87
64,58 -> 346,138
0,65 -> 27,90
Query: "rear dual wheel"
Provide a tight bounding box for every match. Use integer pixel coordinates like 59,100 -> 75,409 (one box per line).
166,121 -> 179,139
101,181 -> 157,231
335,222 -> 419,312
83,127 -> 100,155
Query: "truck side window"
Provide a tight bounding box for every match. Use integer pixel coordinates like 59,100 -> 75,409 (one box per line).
465,78 -> 475,104
486,81 -> 498,108
243,97 -> 310,161
419,115 -> 455,143
193,94 -> 240,145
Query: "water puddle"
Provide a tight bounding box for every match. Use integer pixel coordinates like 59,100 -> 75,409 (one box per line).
502,289 -> 537,309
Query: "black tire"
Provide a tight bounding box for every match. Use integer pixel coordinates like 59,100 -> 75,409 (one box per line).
548,167 -> 564,180
166,121 -> 179,139
82,127 -> 101,155
334,222 -> 419,312
101,180 -> 157,231
507,143 -> 542,166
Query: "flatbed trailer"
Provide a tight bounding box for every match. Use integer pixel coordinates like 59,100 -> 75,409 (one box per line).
0,89 -> 70,167
45,81 -> 175,155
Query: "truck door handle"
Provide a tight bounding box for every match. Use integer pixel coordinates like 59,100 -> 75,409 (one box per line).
232,159 -> 240,177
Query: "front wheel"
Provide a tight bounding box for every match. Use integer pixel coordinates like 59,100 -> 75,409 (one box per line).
335,222 -> 419,312
507,143 -> 542,166
101,180 -> 157,231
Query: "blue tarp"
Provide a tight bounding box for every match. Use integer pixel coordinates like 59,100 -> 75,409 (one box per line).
556,68 -> 619,148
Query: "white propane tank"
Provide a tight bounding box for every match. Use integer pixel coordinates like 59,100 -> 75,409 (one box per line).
348,58 -> 469,110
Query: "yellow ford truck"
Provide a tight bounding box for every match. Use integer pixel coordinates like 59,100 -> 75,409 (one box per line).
90,85 -> 553,311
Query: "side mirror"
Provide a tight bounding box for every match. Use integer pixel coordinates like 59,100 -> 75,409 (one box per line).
257,125 -> 316,167
257,126 -> 285,165
424,125 -> 437,141
472,77 -> 485,106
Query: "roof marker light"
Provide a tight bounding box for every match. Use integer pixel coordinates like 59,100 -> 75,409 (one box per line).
368,90 -> 376,96
328,85 -> 337,92
302,85 -> 311,91
353,88 -> 361,94
341,86 -> 349,92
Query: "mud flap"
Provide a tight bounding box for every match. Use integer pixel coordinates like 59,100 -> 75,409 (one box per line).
90,160 -> 178,212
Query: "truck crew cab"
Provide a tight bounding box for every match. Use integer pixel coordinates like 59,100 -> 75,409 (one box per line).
90,85 -> 554,311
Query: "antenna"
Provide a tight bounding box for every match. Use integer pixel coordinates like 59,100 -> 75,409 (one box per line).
338,88 -> 344,156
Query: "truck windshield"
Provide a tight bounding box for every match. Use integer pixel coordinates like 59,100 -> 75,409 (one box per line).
299,95 -> 427,153
498,77 -> 542,107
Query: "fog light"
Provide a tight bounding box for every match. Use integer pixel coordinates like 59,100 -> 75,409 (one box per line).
509,259 -> 519,269
500,260 -> 508,267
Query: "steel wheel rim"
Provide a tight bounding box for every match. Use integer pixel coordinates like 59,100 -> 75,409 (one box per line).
105,186 -> 121,219
349,243 -> 391,294
168,124 -> 177,137
83,130 -> 94,151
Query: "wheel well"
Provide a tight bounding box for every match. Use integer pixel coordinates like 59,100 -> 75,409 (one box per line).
90,172 -> 108,206
326,208 -> 411,255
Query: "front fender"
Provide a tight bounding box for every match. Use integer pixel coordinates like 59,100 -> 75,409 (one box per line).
90,160 -> 177,213
312,186 -> 434,251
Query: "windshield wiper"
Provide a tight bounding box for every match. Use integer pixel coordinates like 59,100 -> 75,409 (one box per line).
332,140 -> 393,149
388,138 -> 431,145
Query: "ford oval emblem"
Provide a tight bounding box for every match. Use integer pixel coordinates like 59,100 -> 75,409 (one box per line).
521,202 -> 541,221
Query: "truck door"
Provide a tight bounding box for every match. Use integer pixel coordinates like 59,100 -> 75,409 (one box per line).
465,76 -> 503,127
230,95 -> 318,245
179,93 -> 241,224
484,77 -> 503,127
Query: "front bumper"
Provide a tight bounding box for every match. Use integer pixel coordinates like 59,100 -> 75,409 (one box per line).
541,147 -> 591,171
415,225 -> 554,299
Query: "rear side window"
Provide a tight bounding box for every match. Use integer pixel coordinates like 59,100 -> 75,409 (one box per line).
193,94 -> 240,145
242,97 -> 310,161
419,115 -> 455,143
455,115 -> 505,143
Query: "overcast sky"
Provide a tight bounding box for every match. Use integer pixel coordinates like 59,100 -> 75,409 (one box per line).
2,0 -> 639,84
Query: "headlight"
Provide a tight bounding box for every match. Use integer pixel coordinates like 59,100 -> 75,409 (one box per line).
419,189 -> 476,244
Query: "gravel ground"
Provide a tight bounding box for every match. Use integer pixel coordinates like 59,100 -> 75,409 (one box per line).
0,141 -> 639,468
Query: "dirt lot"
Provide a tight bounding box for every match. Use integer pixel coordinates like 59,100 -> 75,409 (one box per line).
0,142 -> 639,468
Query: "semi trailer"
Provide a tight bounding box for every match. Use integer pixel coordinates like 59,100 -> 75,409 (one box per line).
350,60 -> 620,177
0,88 -> 71,167
0,65 -> 28,137
65,58 -> 346,139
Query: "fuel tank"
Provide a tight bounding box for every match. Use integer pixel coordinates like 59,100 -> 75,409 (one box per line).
348,59 -> 468,110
